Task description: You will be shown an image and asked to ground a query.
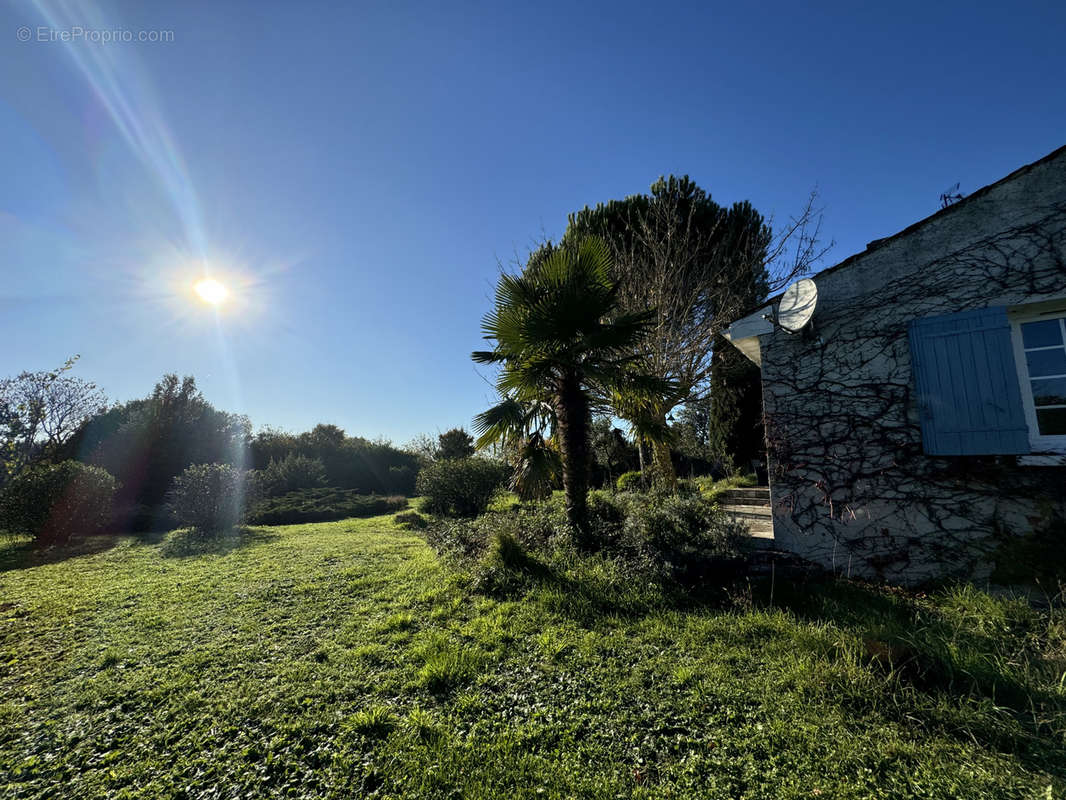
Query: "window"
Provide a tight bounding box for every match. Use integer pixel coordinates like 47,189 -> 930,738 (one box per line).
1011,307 -> 1066,452
908,304 -> 1066,458
908,307 -> 1030,456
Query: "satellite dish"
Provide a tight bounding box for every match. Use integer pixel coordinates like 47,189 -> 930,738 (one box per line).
775,278 -> 818,333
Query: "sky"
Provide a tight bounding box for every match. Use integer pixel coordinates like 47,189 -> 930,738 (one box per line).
2,0 -> 1064,445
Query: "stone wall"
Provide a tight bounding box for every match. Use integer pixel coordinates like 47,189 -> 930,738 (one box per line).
757,149 -> 1066,584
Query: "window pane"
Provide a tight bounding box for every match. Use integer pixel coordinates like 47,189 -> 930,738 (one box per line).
1035,408 -> 1066,436
1022,319 -> 1064,349
1026,347 -> 1066,378
1032,377 -> 1066,406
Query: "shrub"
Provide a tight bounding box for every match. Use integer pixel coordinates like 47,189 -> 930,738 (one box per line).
246,488 -> 406,525
585,489 -> 628,543
437,427 -> 475,460
167,463 -> 254,532
693,473 -> 758,501
420,487 -> 745,592
0,461 -> 116,546
254,453 -> 326,497
416,458 -> 509,517
393,510 -> 428,530
109,502 -> 177,533
384,465 -> 416,495
420,517 -> 490,560
621,491 -> 744,579
422,500 -> 567,563
616,470 -> 645,493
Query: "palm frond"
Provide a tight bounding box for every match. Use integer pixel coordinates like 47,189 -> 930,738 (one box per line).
471,349 -> 507,365
471,397 -> 528,450
580,310 -> 656,354
508,433 -> 561,501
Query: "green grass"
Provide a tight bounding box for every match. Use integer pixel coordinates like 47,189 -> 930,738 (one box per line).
692,473 -> 759,502
1,516 -> 1063,798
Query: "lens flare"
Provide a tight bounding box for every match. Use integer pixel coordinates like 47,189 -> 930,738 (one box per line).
194,278 -> 228,305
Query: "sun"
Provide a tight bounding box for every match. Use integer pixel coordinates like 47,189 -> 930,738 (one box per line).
194,278 -> 229,305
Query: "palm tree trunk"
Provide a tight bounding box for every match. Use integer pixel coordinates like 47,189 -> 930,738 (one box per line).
554,371 -> 590,536
650,437 -> 677,489
646,405 -> 676,489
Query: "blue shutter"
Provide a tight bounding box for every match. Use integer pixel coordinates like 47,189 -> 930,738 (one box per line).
908,306 -> 1030,455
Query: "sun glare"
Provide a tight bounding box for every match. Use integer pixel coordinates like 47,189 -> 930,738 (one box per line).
194,278 -> 229,305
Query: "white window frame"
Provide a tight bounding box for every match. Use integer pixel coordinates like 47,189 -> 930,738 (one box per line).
1008,298 -> 1066,462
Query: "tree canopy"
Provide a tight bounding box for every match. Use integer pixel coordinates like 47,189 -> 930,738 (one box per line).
0,356 -> 106,482
530,176 -> 827,481
61,375 -> 250,528
437,428 -> 475,460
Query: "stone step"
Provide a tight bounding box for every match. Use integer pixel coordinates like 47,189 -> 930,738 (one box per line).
719,485 -> 770,494
721,505 -> 773,521
719,498 -> 770,510
741,521 -> 774,536
738,521 -> 775,549
718,487 -> 770,502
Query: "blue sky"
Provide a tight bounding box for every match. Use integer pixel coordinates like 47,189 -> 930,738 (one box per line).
2,0 -> 1064,444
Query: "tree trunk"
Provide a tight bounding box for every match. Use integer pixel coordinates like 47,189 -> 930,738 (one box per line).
649,435 -> 677,489
554,371 -> 591,536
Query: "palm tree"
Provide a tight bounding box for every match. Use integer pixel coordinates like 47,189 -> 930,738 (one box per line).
472,237 -> 669,533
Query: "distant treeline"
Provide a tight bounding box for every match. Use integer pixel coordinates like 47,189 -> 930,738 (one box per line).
249,425 -> 419,495
60,374 -> 419,531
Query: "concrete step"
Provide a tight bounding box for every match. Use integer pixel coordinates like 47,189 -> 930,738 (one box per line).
719,485 -> 770,495
718,487 -> 770,504
741,522 -> 774,537
720,498 -> 770,511
738,521 -> 775,549
721,505 -> 773,521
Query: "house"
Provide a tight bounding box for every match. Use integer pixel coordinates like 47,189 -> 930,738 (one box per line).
723,145 -> 1066,584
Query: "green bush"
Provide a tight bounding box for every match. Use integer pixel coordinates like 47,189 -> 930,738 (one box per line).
416,458 -> 509,517
167,463 -> 254,532
615,470 -> 645,493
693,473 -> 758,502
420,517 -> 492,561
422,499 -> 567,562
393,510 -> 428,530
0,461 -> 116,546
109,502 -> 177,533
246,488 -> 407,525
419,485 -> 745,589
385,465 -> 416,495
585,490 -> 629,543
621,491 -> 744,579
254,453 -> 327,497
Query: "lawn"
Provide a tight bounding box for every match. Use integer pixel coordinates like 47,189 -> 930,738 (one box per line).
1,513 -> 1063,799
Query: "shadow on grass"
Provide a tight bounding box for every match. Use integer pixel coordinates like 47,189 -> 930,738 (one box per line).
0,533 -> 126,573
474,542 -> 738,626
477,547 -> 1065,778
757,575 -> 1066,779
155,525 -> 281,558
